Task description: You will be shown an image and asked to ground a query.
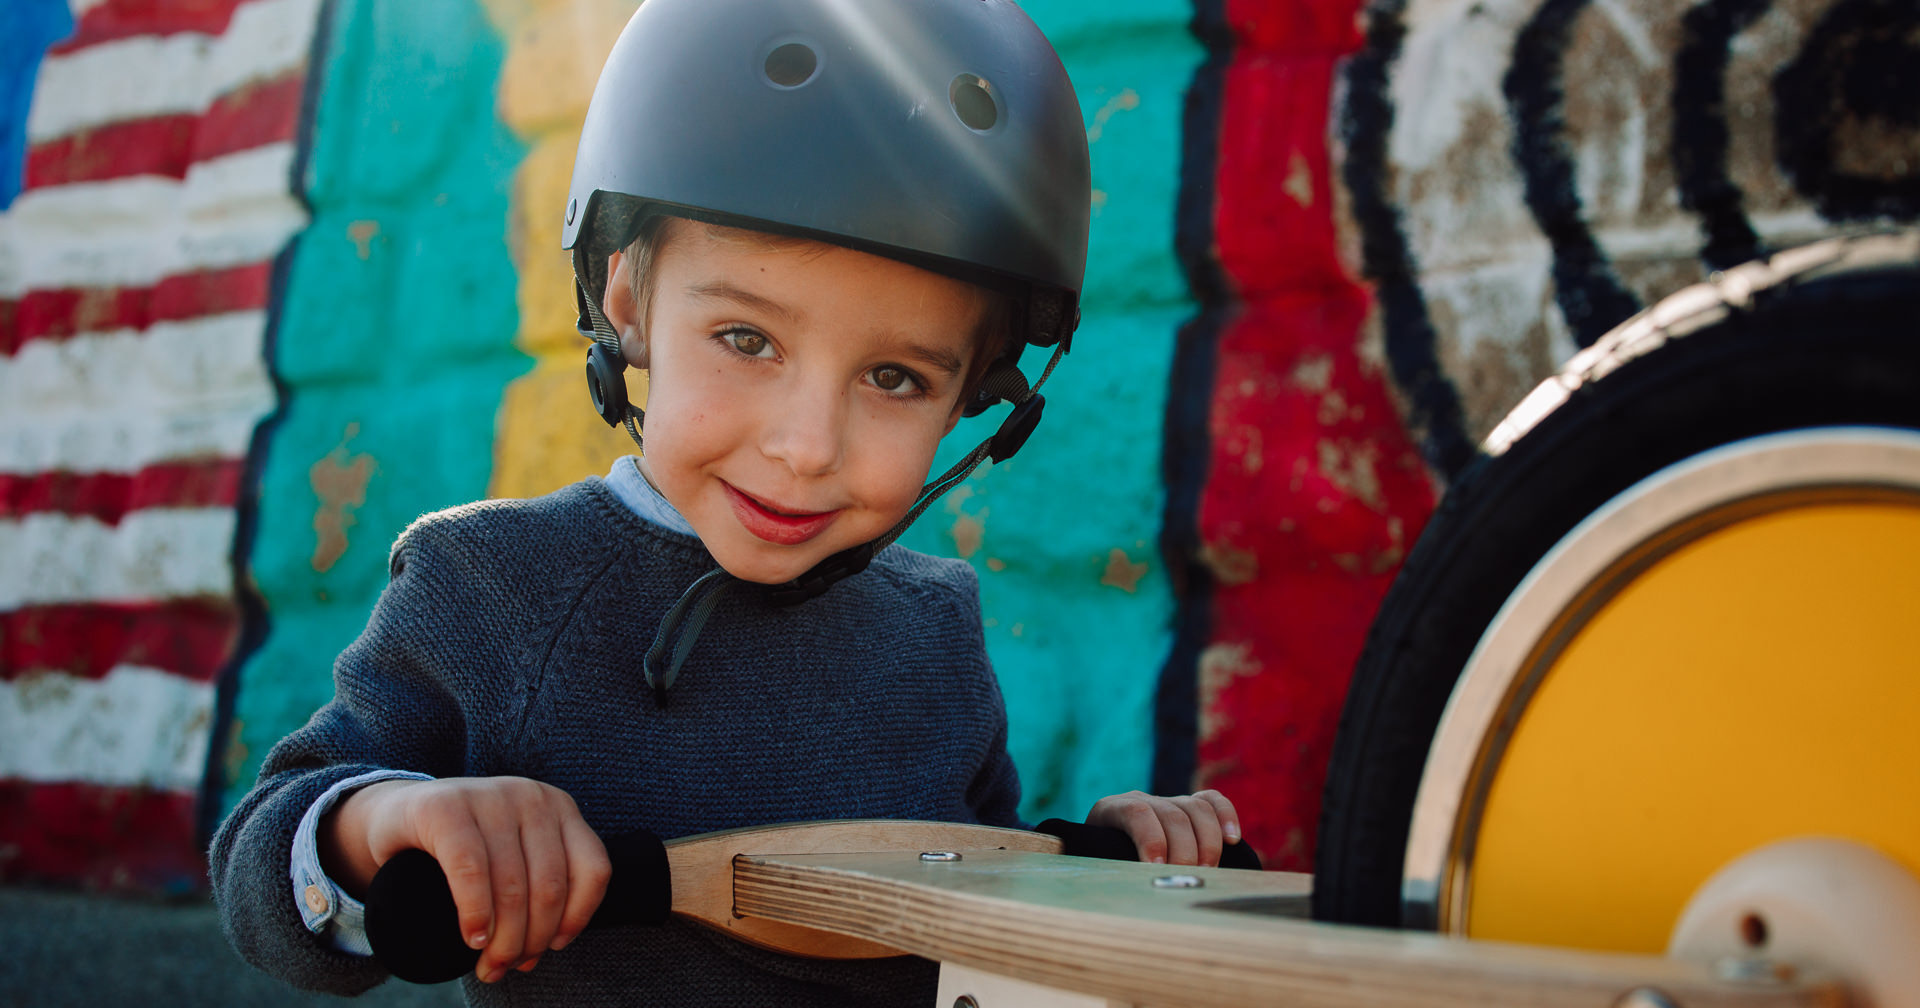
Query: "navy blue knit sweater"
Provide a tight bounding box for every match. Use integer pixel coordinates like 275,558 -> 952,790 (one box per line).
210,477 -> 1023,1006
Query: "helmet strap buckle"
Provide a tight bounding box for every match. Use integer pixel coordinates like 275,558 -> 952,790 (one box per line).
988,394 -> 1045,463
586,341 -> 631,428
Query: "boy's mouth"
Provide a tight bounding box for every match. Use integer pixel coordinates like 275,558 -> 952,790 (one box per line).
722,482 -> 840,546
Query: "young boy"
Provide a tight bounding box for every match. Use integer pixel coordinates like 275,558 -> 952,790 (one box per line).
211,0 -> 1245,1004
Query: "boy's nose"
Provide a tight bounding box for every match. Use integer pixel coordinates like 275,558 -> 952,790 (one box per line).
760,383 -> 847,477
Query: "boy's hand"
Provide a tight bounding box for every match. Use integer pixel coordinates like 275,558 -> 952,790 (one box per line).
1084,789 -> 1242,866
321,776 -> 610,984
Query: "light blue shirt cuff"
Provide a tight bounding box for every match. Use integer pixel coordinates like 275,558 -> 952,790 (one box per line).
291,769 -> 435,956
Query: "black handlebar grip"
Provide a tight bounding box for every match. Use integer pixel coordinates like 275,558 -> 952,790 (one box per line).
364,830 -> 671,984
1034,818 -> 1264,871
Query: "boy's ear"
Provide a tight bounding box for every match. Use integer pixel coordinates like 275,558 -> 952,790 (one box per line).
601,251 -> 649,369
943,394 -> 968,435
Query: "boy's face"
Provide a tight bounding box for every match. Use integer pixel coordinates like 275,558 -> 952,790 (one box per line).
604,220 -> 987,585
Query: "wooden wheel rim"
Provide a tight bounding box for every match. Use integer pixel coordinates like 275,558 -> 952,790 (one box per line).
1402,426 -> 1920,950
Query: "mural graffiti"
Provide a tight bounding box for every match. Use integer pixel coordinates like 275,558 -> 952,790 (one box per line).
0,0 -> 322,889
1159,0 -> 1920,870
2,0 -> 1914,890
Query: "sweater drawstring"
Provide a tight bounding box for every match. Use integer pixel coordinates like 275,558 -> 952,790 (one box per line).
644,568 -> 735,707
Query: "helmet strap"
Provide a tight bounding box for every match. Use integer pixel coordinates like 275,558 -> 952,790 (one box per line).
577,276 -> 648,453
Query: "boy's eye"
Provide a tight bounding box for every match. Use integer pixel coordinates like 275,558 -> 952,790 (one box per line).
723,330 -> 772,358
870,366 -> 922,395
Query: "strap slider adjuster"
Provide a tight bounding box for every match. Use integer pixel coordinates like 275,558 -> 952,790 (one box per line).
988,394 -> 1045,463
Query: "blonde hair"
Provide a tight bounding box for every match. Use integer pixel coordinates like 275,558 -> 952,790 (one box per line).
618,216 -> 1013,400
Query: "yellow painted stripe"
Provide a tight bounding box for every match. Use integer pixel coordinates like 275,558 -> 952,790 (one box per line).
487,0 -> 645,500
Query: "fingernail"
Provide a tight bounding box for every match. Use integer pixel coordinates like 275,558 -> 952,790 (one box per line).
1224,822 -> 1242,842
1149,855 -> 1166,865
468,931 -> 489,950
550,934 -> 573,952
477,965 -> 502,984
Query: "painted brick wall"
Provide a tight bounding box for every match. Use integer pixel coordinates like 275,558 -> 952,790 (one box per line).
4,0 -> 1913,891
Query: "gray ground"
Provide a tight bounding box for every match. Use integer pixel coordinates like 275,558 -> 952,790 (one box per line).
0,886 -> 464,1008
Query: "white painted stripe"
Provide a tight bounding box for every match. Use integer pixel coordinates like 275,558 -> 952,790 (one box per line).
213,0 -> 325,95
0,509 -> 241,609
28,34 -> 214,142
0,311 -> 275,474
27,0 -> 323,142
0,144 -> 305,295
0,666 -> 214,791
68,0 -> 109,17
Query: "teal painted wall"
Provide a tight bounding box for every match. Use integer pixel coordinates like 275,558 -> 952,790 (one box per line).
228,0 -> 527,792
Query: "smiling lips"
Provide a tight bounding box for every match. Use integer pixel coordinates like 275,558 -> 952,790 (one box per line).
723,482 -> 840,546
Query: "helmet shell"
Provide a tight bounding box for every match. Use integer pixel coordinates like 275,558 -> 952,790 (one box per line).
564,0 -> 1090,346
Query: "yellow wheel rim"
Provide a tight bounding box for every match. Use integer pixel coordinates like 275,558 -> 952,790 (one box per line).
1403,428 -> 1920,953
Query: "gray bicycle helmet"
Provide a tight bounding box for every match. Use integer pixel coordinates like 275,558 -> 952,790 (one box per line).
565,0 -> 1091,607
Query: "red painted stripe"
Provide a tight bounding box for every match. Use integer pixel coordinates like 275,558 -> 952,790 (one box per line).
0,781 -> 205,893
0,261 -> 272,353
26,113 -> 194,186
194,71 -> 307,162
25,71 -> 306,188
0,458 -> 246,523
1187,0 -> 1437,872
1,598 -> 241,684
48,0 -> 252,55
1192,292 -> 1435,871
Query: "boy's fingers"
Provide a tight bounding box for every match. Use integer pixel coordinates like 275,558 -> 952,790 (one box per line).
424,822 -> 496,954
517,820 -> 573,965
1098,794 -> 1167,856
1170,795 -> 1224,867
1193,789 -> 1242,844
1155,799 -> 1200,867
477,826 -> 531,983
554,818 -> 611,950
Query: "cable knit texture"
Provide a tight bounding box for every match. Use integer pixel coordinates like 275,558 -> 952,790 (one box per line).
210,477 -> 1022,1006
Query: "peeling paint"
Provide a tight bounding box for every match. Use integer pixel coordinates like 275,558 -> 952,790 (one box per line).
1283,150 -> 1314,206
1197,641 -> 1262,738
1289,352 -> 1333,391
309,423 -> 376,573
1234,424 -> 1263,474
943,483 -> 986,558
1316,389 -> 1351,425
1198,540 -> 1258,586
1085,87 -> 1140,144
950,513 -> 985,559
1314,437 -> 1385,512
346,219 -> 379,260
1099,548 -> 1149,593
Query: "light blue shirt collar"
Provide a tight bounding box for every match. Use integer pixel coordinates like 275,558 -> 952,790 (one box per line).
605,456 -> 697,537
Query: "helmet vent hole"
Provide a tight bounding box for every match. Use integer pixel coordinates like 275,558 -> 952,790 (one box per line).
950,74 -> 999,131
764,43 -> 818,88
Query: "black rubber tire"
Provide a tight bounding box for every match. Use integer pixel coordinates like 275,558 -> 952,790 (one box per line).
1311,230 -> 1920,928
